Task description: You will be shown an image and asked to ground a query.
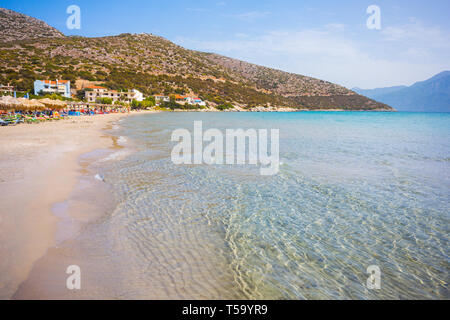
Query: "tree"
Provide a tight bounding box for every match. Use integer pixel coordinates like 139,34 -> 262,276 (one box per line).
97,97 -> 113,104
141,100 -> 154,109
131,99 -> 141,109
215,103 -> 234,110
144,96 -> 155,105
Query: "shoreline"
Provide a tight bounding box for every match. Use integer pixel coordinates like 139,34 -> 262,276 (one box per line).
0,111 -> 153,299
7,110 -> 245,300
157,108 -> 395,112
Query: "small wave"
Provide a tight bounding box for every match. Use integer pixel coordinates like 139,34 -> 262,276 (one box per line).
94,173 -> 105,182
99,150 -> 131,162
118,136 -> 127,146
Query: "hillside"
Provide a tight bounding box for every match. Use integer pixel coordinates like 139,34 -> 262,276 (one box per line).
354,72 -> 450,112
0,8 -> 64,43
0,7 -> 393,111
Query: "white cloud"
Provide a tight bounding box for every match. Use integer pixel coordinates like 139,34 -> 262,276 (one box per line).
175,22 -> 450,88
382,19 -> 450,49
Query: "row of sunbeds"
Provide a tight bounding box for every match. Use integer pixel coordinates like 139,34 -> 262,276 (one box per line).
0,113 -> 67,126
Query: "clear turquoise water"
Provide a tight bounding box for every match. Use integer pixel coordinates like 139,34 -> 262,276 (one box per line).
95,112 -> 449,299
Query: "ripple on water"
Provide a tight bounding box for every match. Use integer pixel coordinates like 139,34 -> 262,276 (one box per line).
76,112 -> 450,299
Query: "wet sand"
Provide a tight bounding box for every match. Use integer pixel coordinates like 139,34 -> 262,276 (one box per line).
0,112 -> 151,299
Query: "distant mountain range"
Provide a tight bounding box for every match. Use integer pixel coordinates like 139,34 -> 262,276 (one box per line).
353,71 -> 450,112
0,7 -> 393,111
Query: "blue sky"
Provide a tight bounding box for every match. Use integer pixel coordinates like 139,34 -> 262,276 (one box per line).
2,0 -> 450,88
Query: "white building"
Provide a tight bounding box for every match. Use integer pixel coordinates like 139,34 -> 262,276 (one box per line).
34,80 -> 71,98
154,94 -> 170,104
184,96 -> 206,106
85,86 -> 144,103
132,89 -> 144,102
153,94 -> 206,106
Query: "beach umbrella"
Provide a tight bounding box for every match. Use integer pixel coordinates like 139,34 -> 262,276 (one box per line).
38,98 -> 68,110
0,96 -> 23,110
17,98 -> 46,111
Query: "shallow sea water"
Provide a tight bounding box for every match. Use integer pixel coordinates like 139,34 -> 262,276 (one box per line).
69,112 -> 449,299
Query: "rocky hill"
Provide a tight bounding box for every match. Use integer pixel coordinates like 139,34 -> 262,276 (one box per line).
0,8 -> 64,43
0,7 -> 393,110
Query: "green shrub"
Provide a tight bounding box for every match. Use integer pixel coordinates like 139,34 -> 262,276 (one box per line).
215,103 -> 234,110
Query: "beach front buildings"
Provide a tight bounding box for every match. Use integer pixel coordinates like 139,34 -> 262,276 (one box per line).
184,96 -> 206,106
154,94 -> 170,103
154,94 -> 206,106
34,80 -> 71,98
175,94 -> 186,104
84,86 -> 144,104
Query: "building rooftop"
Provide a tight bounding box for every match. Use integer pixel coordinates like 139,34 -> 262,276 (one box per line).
39,80 -> 70,85
85,85 -> 107,89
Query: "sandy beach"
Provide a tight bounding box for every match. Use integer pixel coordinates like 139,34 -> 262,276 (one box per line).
0,112 -> 149,299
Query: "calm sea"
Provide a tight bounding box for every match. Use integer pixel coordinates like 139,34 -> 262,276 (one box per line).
79,111 -> 449,299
